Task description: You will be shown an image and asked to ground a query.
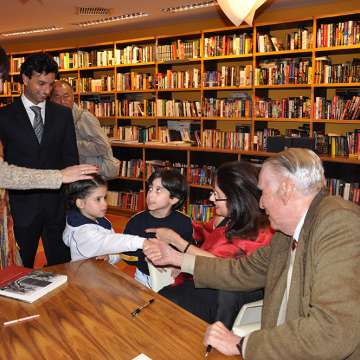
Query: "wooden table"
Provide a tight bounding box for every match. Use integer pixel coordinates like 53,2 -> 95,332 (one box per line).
0,260 -> 240,360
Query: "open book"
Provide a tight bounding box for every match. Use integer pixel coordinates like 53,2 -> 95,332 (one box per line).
0,265 -> 67,303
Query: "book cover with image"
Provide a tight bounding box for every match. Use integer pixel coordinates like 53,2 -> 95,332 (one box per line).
0,265 -> 67,303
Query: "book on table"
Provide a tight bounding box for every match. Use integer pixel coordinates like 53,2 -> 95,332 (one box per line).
0,265 -> 67,303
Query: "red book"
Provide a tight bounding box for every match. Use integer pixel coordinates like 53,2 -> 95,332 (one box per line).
0,265 -> 67,303
0,265 -> 32,287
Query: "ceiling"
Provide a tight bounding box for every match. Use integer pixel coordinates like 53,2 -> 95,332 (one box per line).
1,0 -> 339,43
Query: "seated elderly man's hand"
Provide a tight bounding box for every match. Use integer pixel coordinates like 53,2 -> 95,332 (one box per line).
204,321 -> 241,356
143,238 -> 183,268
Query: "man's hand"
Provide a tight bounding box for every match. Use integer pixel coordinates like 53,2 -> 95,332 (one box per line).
61,164 -> 98,183
204,321 -> 241,356
143,238 -> 183,267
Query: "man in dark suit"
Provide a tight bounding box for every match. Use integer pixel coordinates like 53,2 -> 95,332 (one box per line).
0,53 -> 79,267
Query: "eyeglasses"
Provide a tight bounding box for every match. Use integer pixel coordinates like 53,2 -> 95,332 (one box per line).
209,191 -> 227,202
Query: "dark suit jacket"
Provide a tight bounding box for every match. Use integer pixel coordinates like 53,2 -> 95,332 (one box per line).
194,192 -> 360,360
0,99 -> 79,226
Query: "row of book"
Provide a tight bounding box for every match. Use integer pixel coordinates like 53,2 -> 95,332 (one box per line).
156,40 -> 201,61
314,131 -> 360,158
202,127 -> 251,150
253,128 -> 281,151
1,81 -> 22,95
156,99 -> 201,118
117,45 -> 156,65
107,190 -> 144,211
255,58 -> 312,85
80,100 -> 116,117
157,69 -> 201,89
203,97 -> 252,118
188,203 -> 214,223
112,125 -> 156,142
116,72 -> 154,91
255,96 -> 312,119
110,159 -> 216,187
326,178 -> 360,204
118,99 -> 156,117
314,95 -> 360,120
54,47 -> 156,68
144,160 -> 187,178
257,28 -> 312,52
203,33 -> 253,57
189,164 -> 216,186
79,76 -> 114,93
158,127 -> 192,144
119,160 -> 143,178
313,57 -> 360,84
203,65 -> 253,87
317,20 -> 360,48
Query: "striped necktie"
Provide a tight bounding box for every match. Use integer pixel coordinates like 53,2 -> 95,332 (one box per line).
30,105 -> 44,143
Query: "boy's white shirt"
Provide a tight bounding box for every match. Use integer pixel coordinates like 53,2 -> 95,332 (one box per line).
63,222 -> 145,262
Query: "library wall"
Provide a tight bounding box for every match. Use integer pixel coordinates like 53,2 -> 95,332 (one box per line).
2,3 -> 360,215
3,0 -> 359,52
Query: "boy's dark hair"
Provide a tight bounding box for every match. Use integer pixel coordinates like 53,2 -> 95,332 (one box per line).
66,175 -> 107,210
0,46 -> 9,80
147,169 -> 188,210
20,52 -> 58,80
216,161 -> 268,240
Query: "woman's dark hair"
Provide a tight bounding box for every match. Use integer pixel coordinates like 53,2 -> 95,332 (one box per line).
0,46 -> 9,80
20,52 -> 58,80
147,169 -> 188,210
66,175 -> 107,210
216,161 -> 267,240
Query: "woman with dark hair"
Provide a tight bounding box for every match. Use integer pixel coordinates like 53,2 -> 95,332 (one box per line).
146,161 -> 273,327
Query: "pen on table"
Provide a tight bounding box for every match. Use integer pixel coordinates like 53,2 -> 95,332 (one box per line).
3,314 -> 40,326
131,298 -> 155,317
205,345 -> 212,358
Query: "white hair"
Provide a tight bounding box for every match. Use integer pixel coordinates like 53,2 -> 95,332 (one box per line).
264,148 -> 325,196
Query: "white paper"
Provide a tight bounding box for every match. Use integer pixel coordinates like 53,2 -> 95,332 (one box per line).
132,354 -> 152,360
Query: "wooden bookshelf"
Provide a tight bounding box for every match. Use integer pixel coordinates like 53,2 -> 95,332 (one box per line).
3,10 -> 360,214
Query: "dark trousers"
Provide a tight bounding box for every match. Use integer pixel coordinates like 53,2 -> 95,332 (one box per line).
14,211 -> 70,268
159,279 -> 263,328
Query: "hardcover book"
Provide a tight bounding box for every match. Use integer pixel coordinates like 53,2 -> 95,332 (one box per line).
0,265 -> 67,303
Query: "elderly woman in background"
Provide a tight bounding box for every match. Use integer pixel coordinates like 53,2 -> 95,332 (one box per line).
0,46 -> 97,268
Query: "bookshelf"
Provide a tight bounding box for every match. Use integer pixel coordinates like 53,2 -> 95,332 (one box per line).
4,10 -> 360,215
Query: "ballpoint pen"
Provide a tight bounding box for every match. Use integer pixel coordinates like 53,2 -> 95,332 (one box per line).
205,345 -> 212,358
131,298 -> 155,317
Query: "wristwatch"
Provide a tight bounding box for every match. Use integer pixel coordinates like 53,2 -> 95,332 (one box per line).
236,337 -> 245,357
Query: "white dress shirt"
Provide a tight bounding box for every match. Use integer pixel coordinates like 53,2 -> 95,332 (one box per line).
276,210 -> 307,326
21,94 -> 46,127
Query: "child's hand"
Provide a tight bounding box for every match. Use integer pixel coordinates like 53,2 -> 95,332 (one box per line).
96,255 -> 109,261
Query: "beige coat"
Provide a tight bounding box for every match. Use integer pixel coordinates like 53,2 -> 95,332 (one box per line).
0,159 -> 62,190
194,192 -> 360,359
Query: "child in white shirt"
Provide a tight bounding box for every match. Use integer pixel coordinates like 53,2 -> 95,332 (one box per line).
63,175 -> 148,262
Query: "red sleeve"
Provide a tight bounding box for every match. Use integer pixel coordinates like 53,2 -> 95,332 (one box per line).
212,227 -> 274,258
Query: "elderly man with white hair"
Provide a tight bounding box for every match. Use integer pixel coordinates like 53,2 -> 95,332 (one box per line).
144,148 -> 360,360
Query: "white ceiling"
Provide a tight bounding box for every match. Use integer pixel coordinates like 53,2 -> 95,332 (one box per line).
1,0 -> 339,42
